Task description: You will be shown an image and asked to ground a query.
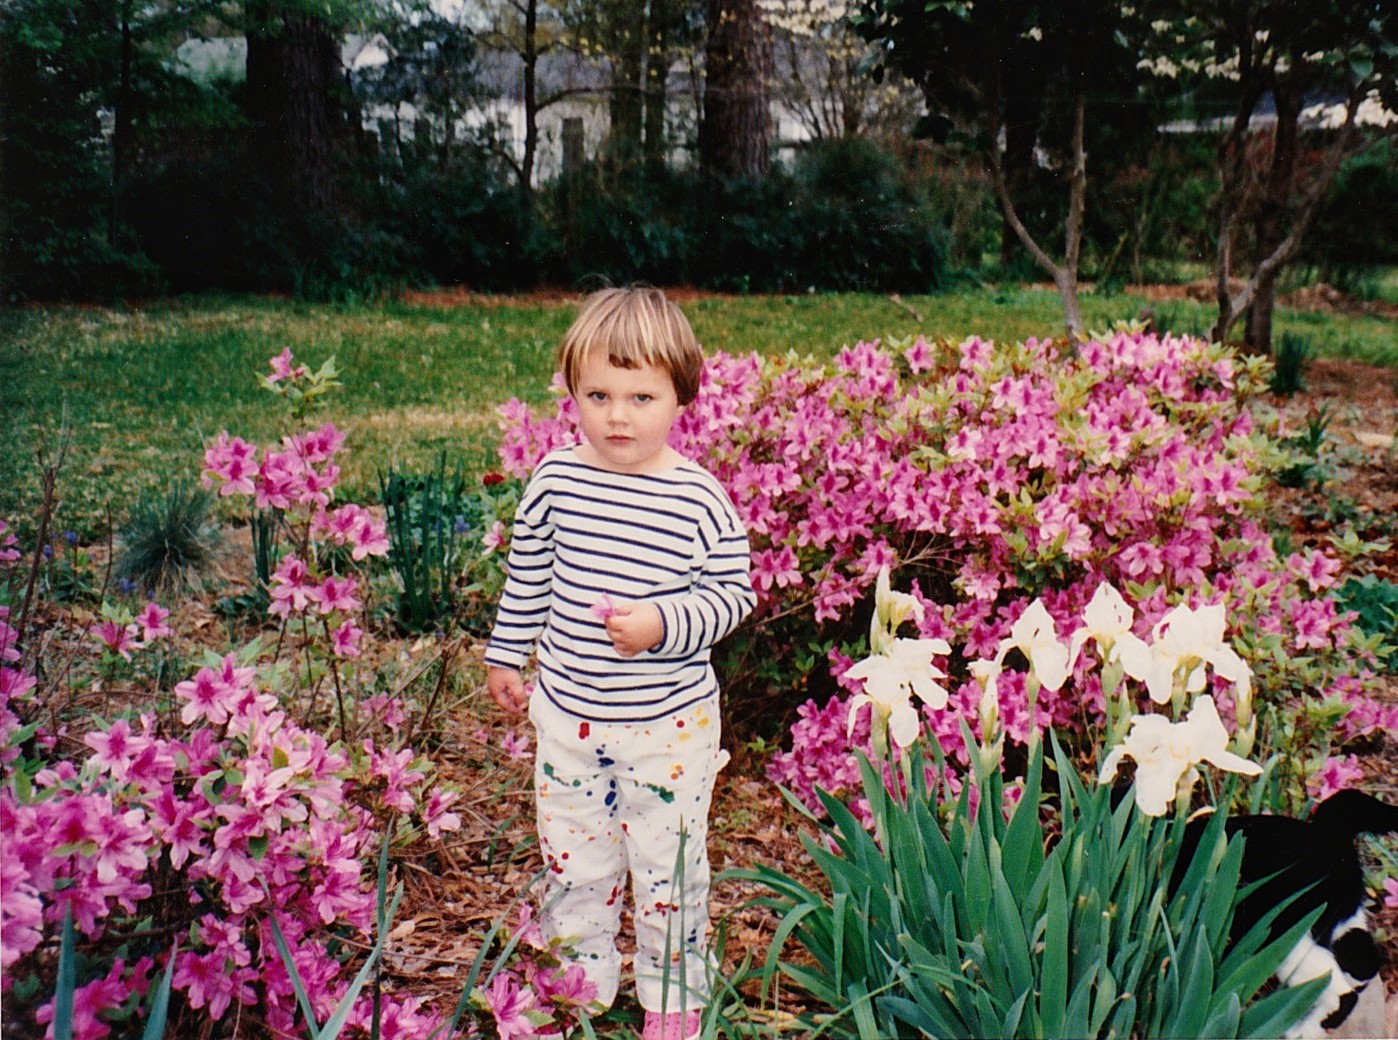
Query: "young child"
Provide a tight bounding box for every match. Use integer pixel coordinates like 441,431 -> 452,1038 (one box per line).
485,287 -> 756,1040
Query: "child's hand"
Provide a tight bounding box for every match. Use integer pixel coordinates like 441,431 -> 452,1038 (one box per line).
488,666 -> 529,714
605,601 -> 664,657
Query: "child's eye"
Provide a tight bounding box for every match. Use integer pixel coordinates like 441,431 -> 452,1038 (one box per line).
587,392 -> 608,402
634,394 -> 653,404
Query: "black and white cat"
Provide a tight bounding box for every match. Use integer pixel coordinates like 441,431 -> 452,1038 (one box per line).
1178,789 -> 1398,1038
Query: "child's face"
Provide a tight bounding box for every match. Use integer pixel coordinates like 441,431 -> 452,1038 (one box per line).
574,351 -> 683,473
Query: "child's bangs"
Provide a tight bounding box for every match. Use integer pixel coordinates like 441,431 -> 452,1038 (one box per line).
593,309 -> 670,372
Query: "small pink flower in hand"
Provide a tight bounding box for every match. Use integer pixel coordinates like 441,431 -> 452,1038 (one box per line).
590,594 -> 618,621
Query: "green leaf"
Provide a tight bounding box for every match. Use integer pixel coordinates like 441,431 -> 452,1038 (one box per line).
53,907 -> 76,1040
317,887 -> 403,1040
1238,975 -> 1329,1039
1163,929 -> 1214,1039
141,942 -> 179,1040
1000,743 -> 1045,893
1038,857 -> 1070,1035
1200,991 -> 1241,1039
269,915 -> 322,1035
1062,959 -> 1099,1038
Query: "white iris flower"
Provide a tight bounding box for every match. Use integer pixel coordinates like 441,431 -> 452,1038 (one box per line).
1099,694 -> 1260,816
1067,581 -> 1148,668
845,638 -> 953,748
1116,601 -> 1252,706
998,599 -> 1072,691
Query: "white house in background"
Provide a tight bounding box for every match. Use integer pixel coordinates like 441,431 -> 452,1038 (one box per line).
1158,89 -> 1397,134
172,35 -> 816,185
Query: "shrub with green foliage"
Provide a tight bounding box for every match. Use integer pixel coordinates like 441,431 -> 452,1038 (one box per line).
540,138 -> 952,293
1333,574 -> 1398,673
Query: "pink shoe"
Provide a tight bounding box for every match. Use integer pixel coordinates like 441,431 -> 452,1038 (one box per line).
641,1009 -> 701,1040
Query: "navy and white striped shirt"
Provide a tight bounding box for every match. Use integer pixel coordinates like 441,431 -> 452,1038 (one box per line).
485,449 -> 757,723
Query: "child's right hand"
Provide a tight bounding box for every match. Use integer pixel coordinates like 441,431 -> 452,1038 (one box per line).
488,666 -> 529,714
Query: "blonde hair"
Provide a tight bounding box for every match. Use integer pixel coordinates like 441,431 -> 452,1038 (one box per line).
558,287 -> 703,405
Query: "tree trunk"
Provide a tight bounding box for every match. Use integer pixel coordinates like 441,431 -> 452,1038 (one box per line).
1211,80 -> 1358,349
985,87 -> 1087,341
698,0 -> 772,178
608,0 -> 646,161
520,0 -> 539,195
1244,83 -> 1300,354
109,0 -> 133,249
998,92 -> 1038,270
643,0 -> 668,168
245,1 -> 347,224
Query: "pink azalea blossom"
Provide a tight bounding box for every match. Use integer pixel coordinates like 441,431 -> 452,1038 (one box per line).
1,608 -> 20,662
268,554 -> 315,618
1,851 -> 44,970
1384,877 -> 1398,911
512,904 -> 545,950
331,620 -> 363,658
84,720 -> 151,781
312,574 -> 360,614
201,432 -> 259,496
93,619 -> 140,661
1309,754 -> 1365,801
364,742 -> 425,813
0,520 -> 20,562
750,546 -> 802,595
500,730 -> 532,760
422,788 -> 462,838
349,512 -> 389,560
537,962 -> 599,1007
174,665 -> 241,726
175,949 -> 243,1019
36,957 -> 148,1040
266,347 -> 307,383
482,973 -> 539,1040
903,336 -> 935,373
483,520 -> 507,553
134,601 -> 172,641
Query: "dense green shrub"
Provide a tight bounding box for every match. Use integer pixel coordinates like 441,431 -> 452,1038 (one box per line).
381,156 -> 543,292
541,138 -> 952,293
1304,138 -> 1398,293
543,162 -> 695,288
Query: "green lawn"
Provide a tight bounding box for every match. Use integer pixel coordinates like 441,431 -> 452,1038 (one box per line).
3,286 -> 1395,540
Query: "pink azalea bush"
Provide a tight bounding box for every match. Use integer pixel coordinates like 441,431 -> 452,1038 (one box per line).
497,329 -> 1395,811
0,352 -> 580,1039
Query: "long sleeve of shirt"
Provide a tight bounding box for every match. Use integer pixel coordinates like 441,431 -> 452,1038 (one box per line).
482,478 -> 554,672
483,448 -> 756,722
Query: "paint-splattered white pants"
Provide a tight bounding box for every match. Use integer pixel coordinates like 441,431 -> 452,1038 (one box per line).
529,692 -> 726,1013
